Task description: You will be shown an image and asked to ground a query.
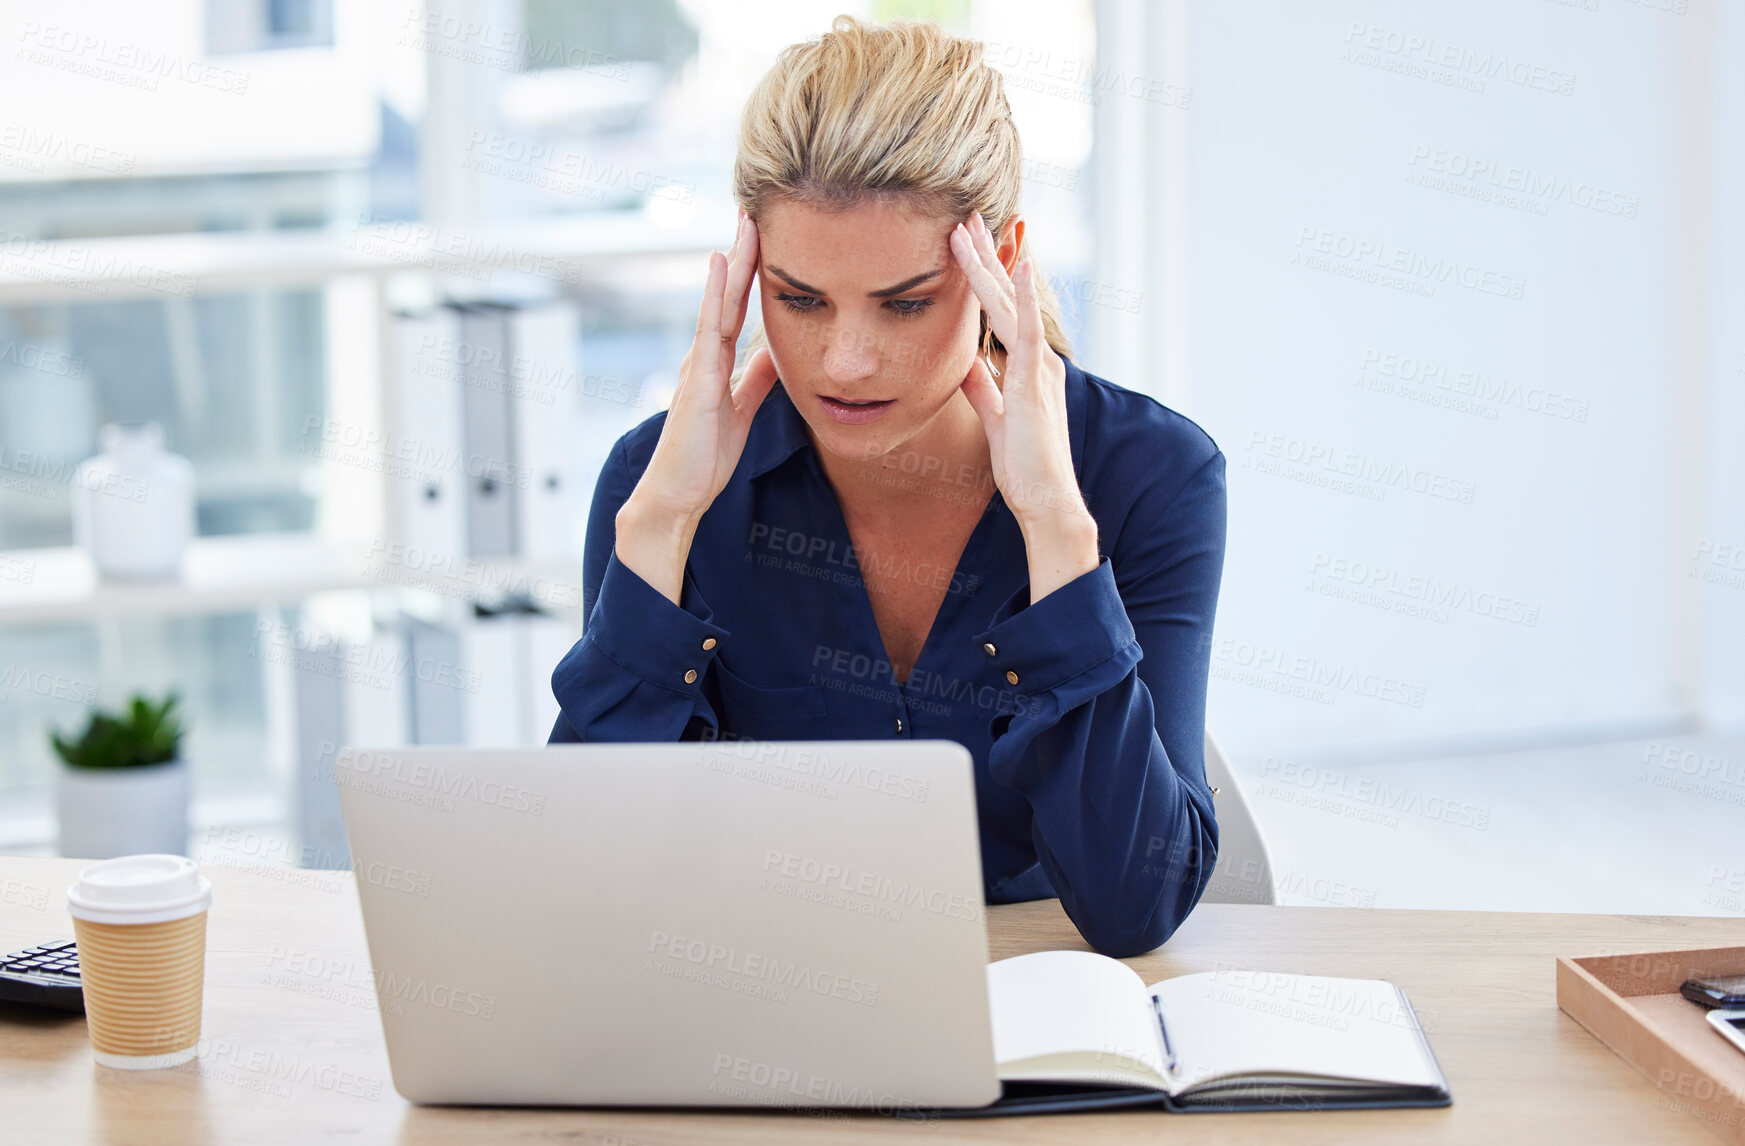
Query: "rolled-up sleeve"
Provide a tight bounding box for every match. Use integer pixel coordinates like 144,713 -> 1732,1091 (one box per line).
974,451 -> 1227,957
548,437 -> 727,743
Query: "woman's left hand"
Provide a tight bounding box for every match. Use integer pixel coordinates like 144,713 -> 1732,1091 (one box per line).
951,212 -> 1100,598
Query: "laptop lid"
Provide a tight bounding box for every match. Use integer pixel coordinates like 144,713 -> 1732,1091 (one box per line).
334,740 -> 1002,1111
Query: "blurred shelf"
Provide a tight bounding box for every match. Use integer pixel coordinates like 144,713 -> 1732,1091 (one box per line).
0,532 -> 584,627
0,205 -> 730,305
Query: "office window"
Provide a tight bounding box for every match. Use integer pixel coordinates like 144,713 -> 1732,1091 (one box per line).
0,290 -> 326,550
0,610 -> 273,846
521,0 -> 698,74
206,0 -> 335,54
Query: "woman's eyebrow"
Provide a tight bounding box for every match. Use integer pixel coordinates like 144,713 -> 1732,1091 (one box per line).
765,265 -> 947,298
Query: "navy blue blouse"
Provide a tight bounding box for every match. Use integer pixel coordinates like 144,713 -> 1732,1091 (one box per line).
549,354 -> 1227,957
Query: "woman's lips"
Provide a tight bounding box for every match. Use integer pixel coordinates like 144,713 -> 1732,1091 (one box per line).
817,395 -> 895,425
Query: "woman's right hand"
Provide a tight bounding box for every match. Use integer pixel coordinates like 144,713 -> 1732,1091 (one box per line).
615,211 -> 780,604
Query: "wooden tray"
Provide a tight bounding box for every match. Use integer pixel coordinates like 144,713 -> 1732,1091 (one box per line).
1558,945 -> 1745,1144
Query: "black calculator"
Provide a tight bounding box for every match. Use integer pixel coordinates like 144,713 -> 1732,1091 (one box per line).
0,940 -> 84,1012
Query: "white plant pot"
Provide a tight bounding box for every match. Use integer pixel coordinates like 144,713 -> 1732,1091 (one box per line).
71,421 -> 196,581
56,758 -> 190,859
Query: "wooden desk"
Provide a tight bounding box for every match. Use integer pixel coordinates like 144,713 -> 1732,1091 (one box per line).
3,855 -> 1741,1144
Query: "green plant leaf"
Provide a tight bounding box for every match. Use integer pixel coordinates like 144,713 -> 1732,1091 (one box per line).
48,689 -> 186,769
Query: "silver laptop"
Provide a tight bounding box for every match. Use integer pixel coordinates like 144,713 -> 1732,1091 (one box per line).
334,740 -> 1002,1111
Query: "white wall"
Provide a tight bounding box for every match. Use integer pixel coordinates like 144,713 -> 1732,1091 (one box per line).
1094,0 -> 1741,763
1694,1 -> 1745,730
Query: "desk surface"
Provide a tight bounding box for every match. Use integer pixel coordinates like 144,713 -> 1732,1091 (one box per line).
3,855 -> 1741,1145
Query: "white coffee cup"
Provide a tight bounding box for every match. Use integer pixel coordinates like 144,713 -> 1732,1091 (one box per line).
66,854 -> 214,1069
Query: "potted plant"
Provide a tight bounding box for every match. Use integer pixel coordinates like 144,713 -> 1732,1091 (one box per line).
51,692 -> 191,859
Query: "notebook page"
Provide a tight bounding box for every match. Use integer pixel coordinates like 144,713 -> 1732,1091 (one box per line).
1150,971 -> 1440,1092
987,951 -> 1170,1087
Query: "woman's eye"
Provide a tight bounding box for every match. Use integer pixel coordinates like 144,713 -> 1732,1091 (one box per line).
772,294 -> 932,318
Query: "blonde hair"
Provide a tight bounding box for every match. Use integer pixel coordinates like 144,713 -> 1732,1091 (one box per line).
731,14 -> 1073,378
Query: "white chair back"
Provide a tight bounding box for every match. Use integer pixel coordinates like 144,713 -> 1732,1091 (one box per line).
1198,731 -> 1277,905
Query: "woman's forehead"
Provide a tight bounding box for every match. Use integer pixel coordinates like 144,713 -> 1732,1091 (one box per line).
757,197 -> 956,289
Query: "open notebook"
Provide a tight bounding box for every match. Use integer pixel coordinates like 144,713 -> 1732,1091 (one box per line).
931,951 -> 1451,1117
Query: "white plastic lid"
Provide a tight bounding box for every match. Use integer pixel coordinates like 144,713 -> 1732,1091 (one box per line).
66,854 -> 213,925
98,420 -> 166,455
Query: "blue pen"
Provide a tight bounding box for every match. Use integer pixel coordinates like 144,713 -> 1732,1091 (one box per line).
1153,995 -> 1178,1075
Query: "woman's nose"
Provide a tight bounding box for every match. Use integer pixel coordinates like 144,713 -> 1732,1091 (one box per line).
820,324 -> 880,384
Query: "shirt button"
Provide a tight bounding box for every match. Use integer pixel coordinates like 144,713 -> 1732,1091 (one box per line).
701,637 -> 717,651
684,669 -> 698,684
894,716 -> 904,734
1006,670 -> 1019,686
981,641 -> 997,657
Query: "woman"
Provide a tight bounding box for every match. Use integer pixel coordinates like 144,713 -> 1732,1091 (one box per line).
549,16 -> 1226,958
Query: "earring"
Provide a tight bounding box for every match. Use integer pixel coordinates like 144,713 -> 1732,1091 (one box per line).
980,324 -> 1002,379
